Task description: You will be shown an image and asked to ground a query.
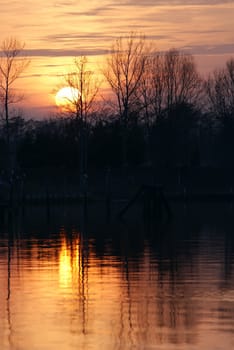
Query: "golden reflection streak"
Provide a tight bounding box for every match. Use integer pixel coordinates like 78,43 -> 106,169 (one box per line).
59,241 -> 72,287
58,231 -> 88,334
59,235 -> 83,289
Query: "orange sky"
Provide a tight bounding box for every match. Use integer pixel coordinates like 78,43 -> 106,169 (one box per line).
1,0 -> 234,118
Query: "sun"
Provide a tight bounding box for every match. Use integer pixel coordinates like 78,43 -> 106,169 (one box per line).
55,86 -> 80,110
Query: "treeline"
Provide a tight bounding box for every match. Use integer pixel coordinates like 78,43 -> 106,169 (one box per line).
1,34 -> 234,174
0,100 -> 233,173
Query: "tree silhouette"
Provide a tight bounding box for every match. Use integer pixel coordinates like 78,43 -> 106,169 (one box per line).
0,37 -> 30,146
58,56 -> 100,187
103,33 -> 147,167
205,58 -> 234,122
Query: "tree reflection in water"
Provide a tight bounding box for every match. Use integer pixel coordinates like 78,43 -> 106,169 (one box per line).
0,203 -> 234,350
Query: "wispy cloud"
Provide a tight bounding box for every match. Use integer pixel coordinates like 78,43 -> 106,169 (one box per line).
65,6 -> 116,17
117,0 -> 234,5
182,43 -> 234,55
0,0 -> 233,60
43,32 -> 114,43
25,48 -> 108,57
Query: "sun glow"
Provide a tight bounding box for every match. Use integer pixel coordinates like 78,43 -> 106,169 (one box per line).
55,86 -> 80,110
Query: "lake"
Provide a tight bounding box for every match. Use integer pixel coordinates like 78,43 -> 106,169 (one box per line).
0,202 -> 234,350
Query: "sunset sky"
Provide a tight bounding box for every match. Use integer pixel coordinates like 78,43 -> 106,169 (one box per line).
1,0 -> 234,118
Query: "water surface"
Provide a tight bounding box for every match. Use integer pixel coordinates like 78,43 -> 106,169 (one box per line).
0,203 -> 234,350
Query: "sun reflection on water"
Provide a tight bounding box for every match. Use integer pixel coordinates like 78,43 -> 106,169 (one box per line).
0,210 -> 234,350
59,232 -> 84,289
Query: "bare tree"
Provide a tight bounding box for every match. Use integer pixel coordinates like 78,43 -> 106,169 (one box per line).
0,37 -> 30,146
136,53 -> 163,165
137,49 -> 201,165
163,49 -> 202,112
138,49 -> 201,123
59,56 -> 100,185
62,56 -> 100,121
148,54 -> 165,121
205,58 -> 234,122
103,33 -> 148,166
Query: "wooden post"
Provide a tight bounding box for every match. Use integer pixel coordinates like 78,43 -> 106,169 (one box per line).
119,184 -> 172,221
143,188 -> 151,221
83,173 -> 88,221
153,187 -> 162,220
105,167 -> 111,222
118,185 -> 144,218
46,185 -> 50,221
21,175 -> 25,216
159,187 -> 172,220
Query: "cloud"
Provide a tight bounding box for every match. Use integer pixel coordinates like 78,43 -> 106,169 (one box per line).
65,6 -> 116,16
24,42 -> 234,60
54,0 -> 76,5
25,48 -> 108,57
182,43 -> 234,55
117,0 -> 234,5
44,32 -> 114,42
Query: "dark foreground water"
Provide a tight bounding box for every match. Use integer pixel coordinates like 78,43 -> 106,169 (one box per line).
0,202 -> 234,350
